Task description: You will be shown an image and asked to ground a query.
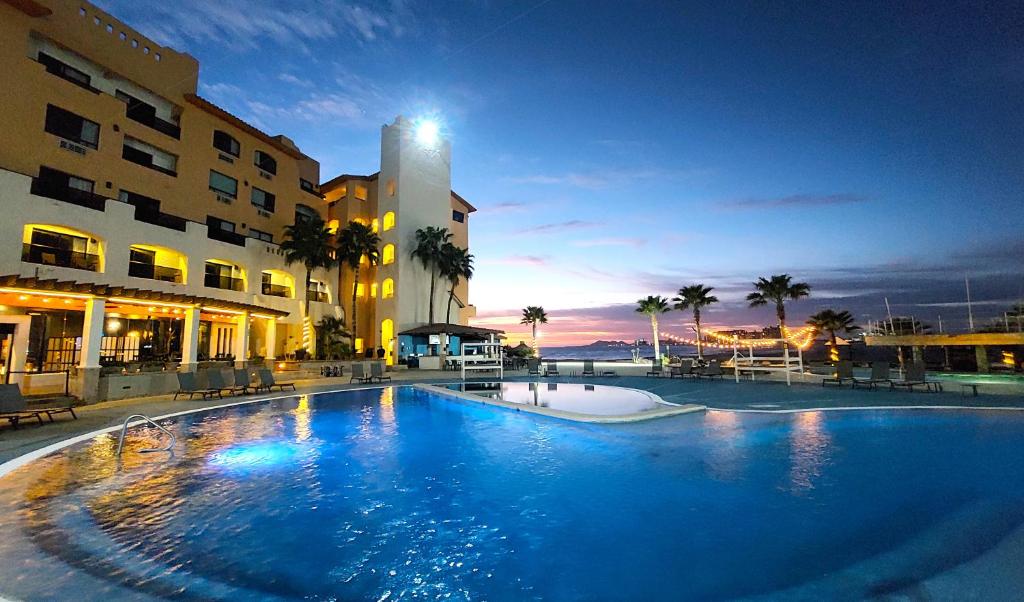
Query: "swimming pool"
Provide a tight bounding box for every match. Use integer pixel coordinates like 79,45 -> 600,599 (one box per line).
1,386 -> 1023,600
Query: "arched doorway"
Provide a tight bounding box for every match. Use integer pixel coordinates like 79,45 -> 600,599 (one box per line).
380,319 -> 394,365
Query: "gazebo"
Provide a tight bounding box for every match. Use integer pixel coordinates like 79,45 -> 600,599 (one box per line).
397,323 -> 505,369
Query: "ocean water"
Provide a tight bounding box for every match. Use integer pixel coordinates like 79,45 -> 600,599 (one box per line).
1,387 -> 1023,600
541,344 -> 699,361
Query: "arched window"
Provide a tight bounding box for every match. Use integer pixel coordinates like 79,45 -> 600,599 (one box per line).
382,278 -> 394,299
382,244 -> 395,265
212,130 -> 239,157
382,211 -> 395,231
370,282 -> 378,298
295,203 -> 317,224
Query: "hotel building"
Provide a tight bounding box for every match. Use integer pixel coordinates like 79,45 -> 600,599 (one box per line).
0,0 -> 475,400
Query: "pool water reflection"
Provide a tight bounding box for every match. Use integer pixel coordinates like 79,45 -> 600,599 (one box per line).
446,381 -> 668,415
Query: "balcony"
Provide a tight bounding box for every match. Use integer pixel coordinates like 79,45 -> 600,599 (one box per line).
128,261 -> 182,283
120,190 -> 188,232
204,273 -> 244,291
207,227 -> 247,247
307,290 -> 329,303
120,93 -> 181,139
122,144 -> 177,177
261,283 -> 291,297
30,177 -> 106,211
22,243 -> 100,272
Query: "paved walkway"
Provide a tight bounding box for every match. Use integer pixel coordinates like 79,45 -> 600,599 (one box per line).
3,370 -> 1023,464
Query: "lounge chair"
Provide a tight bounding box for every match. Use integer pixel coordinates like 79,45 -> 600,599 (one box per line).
527,358 -> 541,376
544,360 -> 560,377
646,361 -> 664,377
370,362 -> 391,383
822,360 -> 854,387
0,384 -> 75,427
670,359 -> 695,379
851,362 -> 890,390
889,362 -> 941,392
696,360 -> 724,379
233,368 -> 257,394
350,362 -> 372,384
207,369 -> 246,396
174,372 -> 221,400
582,360 -> 595,377
258,368 -> 297,392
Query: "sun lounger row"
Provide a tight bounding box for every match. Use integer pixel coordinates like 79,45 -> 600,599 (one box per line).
651,359 -> 723,379
824,361 -> 942,392
350,362 -> 392,384
0,384 -> 78,429
174,368 -> 296,400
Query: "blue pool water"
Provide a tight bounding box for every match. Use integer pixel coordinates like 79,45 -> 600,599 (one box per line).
2,387 -> 1024,600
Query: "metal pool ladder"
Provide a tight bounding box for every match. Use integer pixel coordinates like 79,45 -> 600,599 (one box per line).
115,414 -> 176,456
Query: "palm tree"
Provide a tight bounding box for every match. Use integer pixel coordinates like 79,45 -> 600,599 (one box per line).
520,306 -> 548,357
439,243 -> 474,327
316,316 -> 351,359
672,285 -> 719,360
410,226 -> 452,323
337,221 -> 380,352
806,309 -> 859,359
746,274 -> 811,335
636,295 -> 670,362
281,216 -> 336,353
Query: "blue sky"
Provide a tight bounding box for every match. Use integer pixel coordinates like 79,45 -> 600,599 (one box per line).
97,0 -> 1024,344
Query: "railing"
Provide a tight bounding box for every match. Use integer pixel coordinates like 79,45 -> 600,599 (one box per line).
30,177 -> 107,211
134,208 -> 188,232
124,107 -> 181,139
116,414 -> 176,457
22,243 -> 100,271
122,145 -> 177,177
205,273 -> 244,291
261,283 -> 291,297
307,290 -> 329,303
128,261 -> 182,283
207,227 -> 247,247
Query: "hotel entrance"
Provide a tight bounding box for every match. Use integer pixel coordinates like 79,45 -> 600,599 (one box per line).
0,324 -> 14,383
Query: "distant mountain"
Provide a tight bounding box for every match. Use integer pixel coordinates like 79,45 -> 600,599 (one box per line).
581,340 -> 634,348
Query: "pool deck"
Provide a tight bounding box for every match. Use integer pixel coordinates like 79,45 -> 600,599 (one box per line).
2,368 -> 1023,464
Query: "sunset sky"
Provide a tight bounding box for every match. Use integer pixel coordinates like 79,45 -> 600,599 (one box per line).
97,0 -> 1024,346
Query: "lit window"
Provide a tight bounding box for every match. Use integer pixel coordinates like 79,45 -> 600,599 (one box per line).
371,218 -> 379,233
359,254 -> 368,265
382,278 -> 394,299
356,283 -> 365,297
370,282 -> 378,298
355,185 -> 368,201
382,244 -> 395,265
327,219 -> 340,234
337,185 -> 348,198
386,179 -> 396,196
382,211 -> 395,231
355,338 -> 363,352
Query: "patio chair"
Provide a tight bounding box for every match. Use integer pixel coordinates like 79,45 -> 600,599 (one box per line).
696,360 -> 724,379
0,384 -> 66,428
646,361 -> 664,377
527,358 -> 541,376
233,368 -> 257,394
174,371 -> 221,400
543,360 -> 559,377
822,360 -> 854,387
670,359 -> 695,379
582,360 -> 596,377
206,369 -> 246,396
258,368 -> 297,392
852,362 -> 890,390
889,362 -> 941,392
350,362 -> 372,384
370,362 -> 392,383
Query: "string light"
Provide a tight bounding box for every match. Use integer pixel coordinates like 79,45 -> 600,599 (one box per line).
659,325 -> 818,351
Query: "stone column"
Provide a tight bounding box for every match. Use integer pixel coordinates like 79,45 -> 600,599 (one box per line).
975,345 -> 990,373
180,307 -> 201,371
234,311 -> 250,367
264,317 -> 277,360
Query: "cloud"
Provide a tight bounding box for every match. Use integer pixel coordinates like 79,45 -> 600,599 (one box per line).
720,193 -> 869,210
480,201 -> 529,214
505,167 -> 710,190
572,237 -> 646,248
483,255 -> 550,267
516,220 -> 601,234
277,73 -> 315,88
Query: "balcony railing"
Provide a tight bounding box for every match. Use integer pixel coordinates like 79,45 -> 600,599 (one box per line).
125,107 -> 181,139
22,243 -> 100,272
128,261 -> 182,283
261,283 -> 291,297
204,273 -> 244,291
30,178 -> 106,211
306,290 -> 329,303
122,145 -> 177,177
207,227 -> 247,247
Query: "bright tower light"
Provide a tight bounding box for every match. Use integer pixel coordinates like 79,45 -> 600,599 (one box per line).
414,118 -> 440,147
